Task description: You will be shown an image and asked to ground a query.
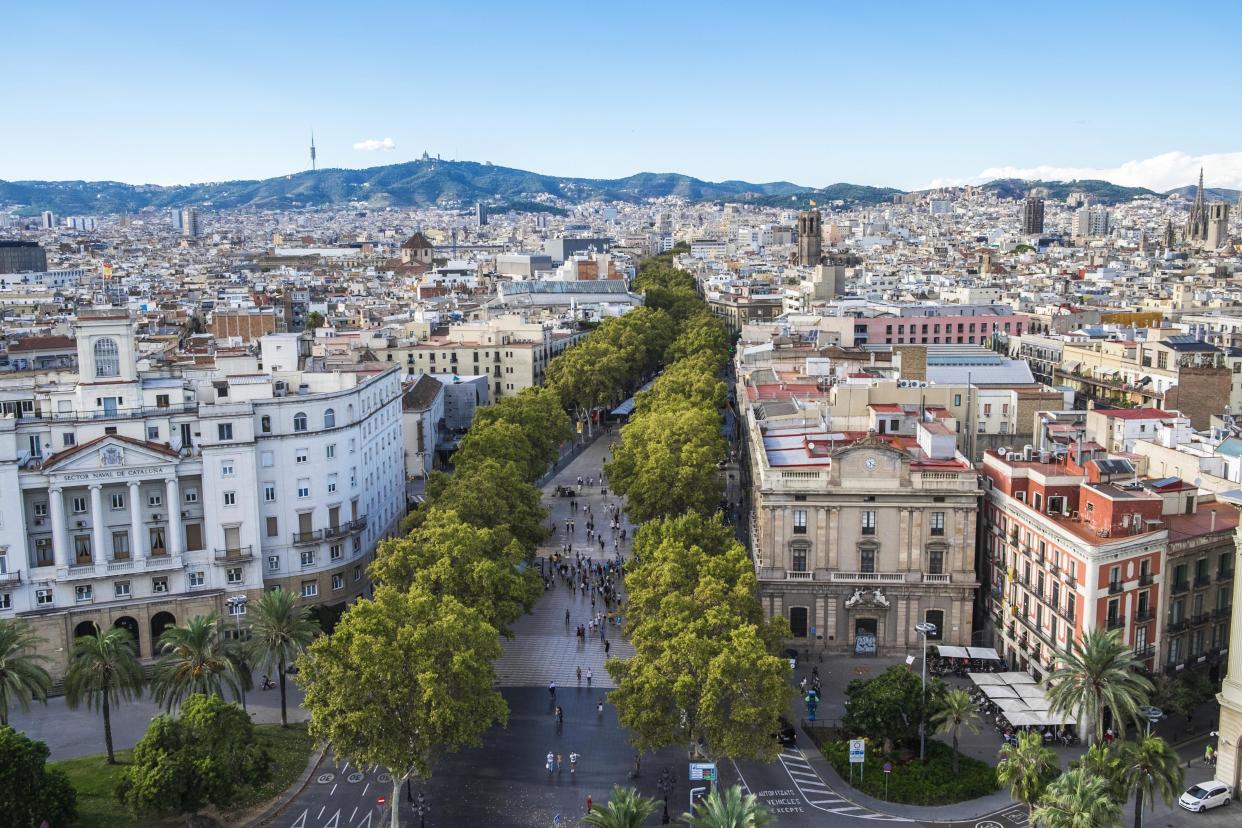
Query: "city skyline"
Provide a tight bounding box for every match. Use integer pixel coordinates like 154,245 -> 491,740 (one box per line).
4,1 -> 1241,190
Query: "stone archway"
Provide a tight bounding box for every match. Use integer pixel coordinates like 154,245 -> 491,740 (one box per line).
150,611 -> 177,654
113,616 -> 140,653
74,620 -> 98,640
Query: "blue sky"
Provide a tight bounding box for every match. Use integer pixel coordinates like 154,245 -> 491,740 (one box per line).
3,1 -> 1241,190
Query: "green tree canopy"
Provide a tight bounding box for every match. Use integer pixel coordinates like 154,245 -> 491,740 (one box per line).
666,312 -> 729,367
842,665 -> 945,754
418,459 -> 548,553
680,784 -> 772,828
583,785 -> 660,828
0,618 -> 51,727
1031,767 -> 1122,828
452,419 -> 543,482
470,386 -> 572,478
64,624 -> 144,764
297,585 -> 507,828
245,587 -> 320,727
0,726 -> 76,827
638,352 -> 727,412
605,403 -> 726,523
117,693 -> 271,816
997,730 -> 1060,820
1117,735 -> 1182,828
930,687 -> 981,775
152,612 -> 246,711
1043,628 -> 1152,744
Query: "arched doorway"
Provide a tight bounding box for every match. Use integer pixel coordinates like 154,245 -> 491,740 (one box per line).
789,606 -> 809,638
854,618 -> 878,656
74,620 -> 98,640
150,611 -> 176,651
113,616 -> 140,654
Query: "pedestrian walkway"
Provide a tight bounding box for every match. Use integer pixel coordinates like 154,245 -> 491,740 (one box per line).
494,433 -> 636,689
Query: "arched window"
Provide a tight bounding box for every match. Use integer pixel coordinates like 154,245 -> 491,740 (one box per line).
924,609 -> 945,640
293,412 -> 307,432
94,338 -> 120,378
260,415 -> 271,433
324,408 -> 336,429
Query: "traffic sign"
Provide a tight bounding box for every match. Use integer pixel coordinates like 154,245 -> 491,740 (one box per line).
689,762 -> 717,781
883,761 -> 892,774
849,739 -> 866,763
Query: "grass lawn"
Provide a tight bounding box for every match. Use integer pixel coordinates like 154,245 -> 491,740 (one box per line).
51,722 -> 315,828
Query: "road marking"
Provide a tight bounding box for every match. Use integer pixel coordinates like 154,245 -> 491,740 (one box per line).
316,805 -> 324,819
355,813 -> 371,828
342,761 -> 350,774
330,784 -> 337,796
775,747 -> 914,822
323,809 -> 340,828
349,807 -> 357,823
362,783 -> 369,797
347,772 -> 365,784
291,809 -> 307,828
317,773 -> 335,784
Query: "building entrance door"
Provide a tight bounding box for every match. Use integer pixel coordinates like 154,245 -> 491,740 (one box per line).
854,618 -> 877,656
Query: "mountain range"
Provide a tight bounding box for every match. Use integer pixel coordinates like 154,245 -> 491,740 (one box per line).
0,159 -> 1235,215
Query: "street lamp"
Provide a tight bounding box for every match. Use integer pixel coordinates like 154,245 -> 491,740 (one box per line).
225,594 -> 249,712
915,622 -> 937,761
413,792 -> 430,828
1140,705 -> 1164,736
657,768 -> 675,824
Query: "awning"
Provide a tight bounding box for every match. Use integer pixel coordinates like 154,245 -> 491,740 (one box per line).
1014,684 -> 1047,699
997,671 -> 1037,684
935,645 -> 970,658
982,685 -> 1019,699
968,673 -> 1004,686
967,647 -> 1002,660
1006,712 -> 1043,727
996,698 -> 1031,712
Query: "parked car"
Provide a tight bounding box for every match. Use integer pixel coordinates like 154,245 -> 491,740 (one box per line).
776,717 -> 797,746
1179,781 -> 1232,812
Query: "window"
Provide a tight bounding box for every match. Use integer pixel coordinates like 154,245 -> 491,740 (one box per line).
326,443 -> 336,459
184,488 -> 198,503
263,483 -> 276,502
34,501 -> 48,518
860,546 -> 876,573
301,581 -> 318,598
295,448 -> 308,464
266,516 -> 279,537
63,432 -> 76,447
354,565 -> 362,582
332,574 -> 344,591
147,426 -> 160,440
928,548 -> 945,574
330,543 -> 343,561
72,496 -> 87,514
300,550 -> 315,567
74,535 -> 92,560
226,567 -> 242,584
149,527 -> 166,555
217,423 -> 234,441
293,412 -> 308,432
327,474 -> 337,494
791,544 -> 808,572
220,460 -> 235,477
324,408 -> 336,428
188,571 -> 205,588
114,581 -> 130,598
297,479 -> 310,498
260,450 -> 274,467
861,511 -> 876,535
76,584 -> 93,602
223,491 -> 237,506
94,338 -> 120,378
110,493 -> 125,510
260,415 -> 271,433
36,588 -> 53,606
227,599 -> 247,616
148,492 -> 162,507
930,512 -> 945,536
0,592 -> 13,610
268,555 -> 281,572
924,609 -> 944,639
792,510 -> 807,535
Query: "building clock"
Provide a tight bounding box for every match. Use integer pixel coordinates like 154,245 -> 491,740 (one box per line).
864,457 -> 877,471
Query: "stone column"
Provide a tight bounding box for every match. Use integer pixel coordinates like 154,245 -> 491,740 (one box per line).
129,481 -> 145,561
89,485 -> 105,564
166,478 -> 183,556
1213,520 -> 1242,793
49,487 -> 70,568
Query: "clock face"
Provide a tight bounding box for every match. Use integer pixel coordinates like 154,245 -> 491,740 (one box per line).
864,457 -> 877,471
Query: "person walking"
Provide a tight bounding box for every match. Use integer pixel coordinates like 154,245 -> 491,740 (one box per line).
556,706 -> 564,726
1206,743 -> 1216,767
565,609 -> 570,627
549,680 -> 557,699
569,751 -> 579,775
596,699 -> 604,716
576,666 -> 582,684
586,795 -> 593,814
556,752 -> 563,773
586,667 -> 592,687
604,639 -> 611,656
547,751 -> 555,776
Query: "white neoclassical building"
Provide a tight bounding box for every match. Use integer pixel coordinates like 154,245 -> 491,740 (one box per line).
0,310 -> 405,675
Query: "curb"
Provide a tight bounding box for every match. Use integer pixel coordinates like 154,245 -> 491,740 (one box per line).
242,743 -> 330,828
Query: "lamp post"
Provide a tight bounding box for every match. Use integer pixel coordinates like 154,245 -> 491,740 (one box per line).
1140,705 -> 1164,737
413,792 -> 430,828
225,594 -> 249,712
915,622 -> 937,761
657,767 -> 674,824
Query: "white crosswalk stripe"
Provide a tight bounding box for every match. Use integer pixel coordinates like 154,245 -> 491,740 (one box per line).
776,747 -> 914,821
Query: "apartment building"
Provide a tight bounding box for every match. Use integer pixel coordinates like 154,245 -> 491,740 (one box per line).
741,392 -> 979,655
0,311 -> 405,676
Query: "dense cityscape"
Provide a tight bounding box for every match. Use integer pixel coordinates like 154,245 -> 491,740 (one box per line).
3,4 -> 1242,828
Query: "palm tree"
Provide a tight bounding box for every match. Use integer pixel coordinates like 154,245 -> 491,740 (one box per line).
63,624 -> 144,764
152,612 -> 243,711
997,731 -> 1059,821
1117,735 -> 1183,828
246,588 -> 319,726
1043,628 -> 1152,744
931,687 -> 981,774
1032,767 -> 1123,828
681,785 -> 772,828
0,618 -> 51,726
1072,742 -> 1124,803
583,785 -> 659,828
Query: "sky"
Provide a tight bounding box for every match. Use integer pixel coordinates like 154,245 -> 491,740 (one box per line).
3,1 -> 1242,191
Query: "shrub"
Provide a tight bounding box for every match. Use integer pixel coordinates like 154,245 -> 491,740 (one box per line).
820,738 -> 997,805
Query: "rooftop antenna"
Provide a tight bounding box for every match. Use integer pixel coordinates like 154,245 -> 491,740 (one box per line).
310,131 -> 317,172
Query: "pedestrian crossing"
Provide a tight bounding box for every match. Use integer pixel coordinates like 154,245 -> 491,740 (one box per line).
777,747 -> 912,822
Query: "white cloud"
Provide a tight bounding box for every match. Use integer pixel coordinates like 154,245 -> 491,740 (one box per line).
930,150 -> 1242,192
353,137 -> 396,152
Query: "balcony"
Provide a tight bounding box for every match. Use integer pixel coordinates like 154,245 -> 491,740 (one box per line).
1132,644 -> 1155,659
1135,608 -> 1154,623
213,546 -> 254,564
1214,606 -> 1233,620
1167,617 -> 1189,633
324,523 -> 349,540
1062,571 -> 1078,588
1049,562 -> 1060,575
1108,580 -> 1123,595
0,571 -> 21,586
106,560 -> 134,574
292,529 -> 324,545
1194,575 -> 1211,589
830,571 -> 905,584
922,573 -> 951,584
1106,615 -> 1126,630
349,516 -> 368,533
1219,568 -> 1234,582
785,571 -> 813,581
1191,613 -> 1212,627
1139,572 -> 1154,587
1171,580 -> 1190,595
145,553 -> 182,572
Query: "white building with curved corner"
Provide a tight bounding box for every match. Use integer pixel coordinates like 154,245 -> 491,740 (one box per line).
0,310 -> 405,677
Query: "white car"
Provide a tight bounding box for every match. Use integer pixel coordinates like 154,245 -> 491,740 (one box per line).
1178,781 -> 1232,812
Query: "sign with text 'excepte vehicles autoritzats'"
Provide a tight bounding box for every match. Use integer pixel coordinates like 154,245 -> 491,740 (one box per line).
849,739 -> 865,763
